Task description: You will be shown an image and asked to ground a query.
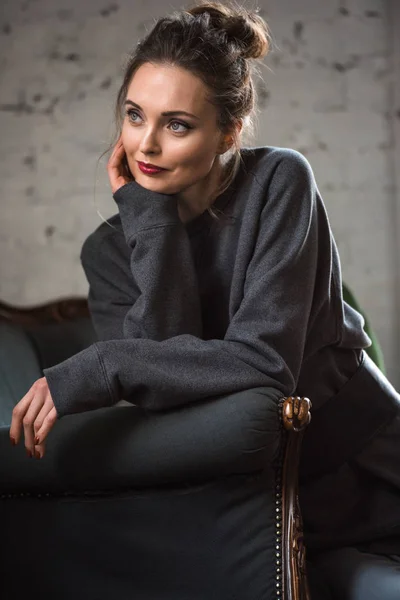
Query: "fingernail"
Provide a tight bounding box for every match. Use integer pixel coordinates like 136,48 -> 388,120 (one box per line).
34,437 -> 40,445
10,437 -> 16,446
26,449 -> 33,458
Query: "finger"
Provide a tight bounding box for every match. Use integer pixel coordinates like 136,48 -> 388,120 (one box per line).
34,396 -> 56,439
34,439 -> 46,460
121,155 -> 133,180
21,378 -> 51,452
109,137 -> 125,160
107,141 -> 125,166
34,407 -> 58,446
23,392 -> 49,455
107,143 -> 131,193
107,145 -> 125,176
10,383 -> 37,444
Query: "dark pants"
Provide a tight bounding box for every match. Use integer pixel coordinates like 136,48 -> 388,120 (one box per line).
310,548 -> 400,600
301,410 -> 400,552
300,386 -> 400,598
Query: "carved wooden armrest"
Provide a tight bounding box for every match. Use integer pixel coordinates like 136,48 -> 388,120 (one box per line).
0,297 -> 89,327
278,397 -> 312,600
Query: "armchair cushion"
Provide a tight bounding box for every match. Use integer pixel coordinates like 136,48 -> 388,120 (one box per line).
0,386 -> 282,494
0,309 -> 298,600
2,470 -> 280,600
1,386 -> 284,600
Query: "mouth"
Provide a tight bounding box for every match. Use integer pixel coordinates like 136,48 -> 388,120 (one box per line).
137,161 -> 166,173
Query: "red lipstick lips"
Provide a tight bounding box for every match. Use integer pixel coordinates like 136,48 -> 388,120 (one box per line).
138,162 -> 166,174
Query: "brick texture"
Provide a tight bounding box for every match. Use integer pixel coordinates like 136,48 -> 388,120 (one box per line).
0,0 -> 398,384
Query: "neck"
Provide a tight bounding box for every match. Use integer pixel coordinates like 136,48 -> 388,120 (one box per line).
177,157 -> 224,223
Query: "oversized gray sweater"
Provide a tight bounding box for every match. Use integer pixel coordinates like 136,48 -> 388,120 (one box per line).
44,146 -> 372,419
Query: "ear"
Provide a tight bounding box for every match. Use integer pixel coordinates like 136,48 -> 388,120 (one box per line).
217,121 -> 243,154
217,134 -> 234,155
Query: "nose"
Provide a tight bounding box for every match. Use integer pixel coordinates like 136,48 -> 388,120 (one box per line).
139,127 -> 161,156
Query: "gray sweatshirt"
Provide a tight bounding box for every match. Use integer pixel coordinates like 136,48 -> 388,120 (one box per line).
44,146 -> 372,419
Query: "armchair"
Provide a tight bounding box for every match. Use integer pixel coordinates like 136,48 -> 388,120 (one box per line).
0,297 -> 312,600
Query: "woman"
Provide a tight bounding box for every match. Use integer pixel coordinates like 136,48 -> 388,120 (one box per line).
9,1 -> 400,597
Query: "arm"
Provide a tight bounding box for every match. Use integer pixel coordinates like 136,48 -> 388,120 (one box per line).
80,221 -> 136,342
115,180 -> 203,341
44,151 -> 336,418
9,144 -> 206,455
81,179 -> 203,342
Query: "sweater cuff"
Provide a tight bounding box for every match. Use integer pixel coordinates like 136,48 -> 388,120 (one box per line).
113,180 -> 180,243
43,344 -> 116,419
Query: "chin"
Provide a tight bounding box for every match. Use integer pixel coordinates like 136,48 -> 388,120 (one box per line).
135,173 -> 166,190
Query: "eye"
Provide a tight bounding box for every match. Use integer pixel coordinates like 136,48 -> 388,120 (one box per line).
125,109 -> 192,134
169,121 -> 191,133
126,108 -> 141,123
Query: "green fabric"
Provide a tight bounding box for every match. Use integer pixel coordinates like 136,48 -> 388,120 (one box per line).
342,283 -> 385,374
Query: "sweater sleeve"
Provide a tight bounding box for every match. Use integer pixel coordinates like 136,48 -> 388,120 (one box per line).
113,180 -> 203,341
44,152 -> 329,418
80,229 -> 137,342
79,179 -> 203,343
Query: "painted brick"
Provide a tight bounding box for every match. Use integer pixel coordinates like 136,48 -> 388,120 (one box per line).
0,0 -> 398,385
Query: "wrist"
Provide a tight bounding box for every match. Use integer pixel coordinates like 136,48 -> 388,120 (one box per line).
113,180 -> 181,243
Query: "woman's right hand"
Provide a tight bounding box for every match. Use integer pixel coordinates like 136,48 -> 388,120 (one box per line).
107,138 -> 134,194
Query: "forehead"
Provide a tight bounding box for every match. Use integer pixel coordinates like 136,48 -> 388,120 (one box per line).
127,63 -> 212,116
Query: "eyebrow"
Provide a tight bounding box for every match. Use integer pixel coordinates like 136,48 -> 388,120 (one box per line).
124,100 -> 200,120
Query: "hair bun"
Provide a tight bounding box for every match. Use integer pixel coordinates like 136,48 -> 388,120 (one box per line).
225,12 -> 269,59
188,1 -> 270,60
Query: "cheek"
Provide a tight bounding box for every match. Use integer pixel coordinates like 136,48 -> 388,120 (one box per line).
175,142 -> 215,168
172,154 -> 215,186
180,150 -> 215,176
120,124 -> 136,152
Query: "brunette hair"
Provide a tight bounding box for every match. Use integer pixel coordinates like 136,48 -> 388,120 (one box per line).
108,1 -> 270,220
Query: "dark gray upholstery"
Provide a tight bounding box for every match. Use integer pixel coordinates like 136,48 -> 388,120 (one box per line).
27,317 -> 97,370
0,318 -> 96,427
3,317 -> 400,599
0,387 -> 281,493
2,471 -> 279,600
0,322 -> 43,426
0,318 -> 284,599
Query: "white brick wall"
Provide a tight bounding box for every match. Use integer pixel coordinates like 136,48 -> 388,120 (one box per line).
0,0 -> 398,384
387,0 -> 400,385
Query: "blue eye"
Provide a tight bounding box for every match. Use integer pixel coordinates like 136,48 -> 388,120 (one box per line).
169,121 -> 190,133
125,109 -> 191,133
126,109 -> 140,123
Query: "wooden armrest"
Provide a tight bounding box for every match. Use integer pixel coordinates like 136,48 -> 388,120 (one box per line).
0,297 -> 89,327
279,397 -> 312,600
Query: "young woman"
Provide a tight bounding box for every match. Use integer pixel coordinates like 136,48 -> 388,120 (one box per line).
9,1 -> 400,597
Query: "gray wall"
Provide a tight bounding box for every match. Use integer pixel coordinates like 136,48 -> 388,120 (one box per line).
0,0 -> 399,385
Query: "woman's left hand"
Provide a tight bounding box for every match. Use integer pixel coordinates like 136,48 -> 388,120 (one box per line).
9,377 -> 58,459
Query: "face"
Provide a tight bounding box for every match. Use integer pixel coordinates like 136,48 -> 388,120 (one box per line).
121,62 -> 232,207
